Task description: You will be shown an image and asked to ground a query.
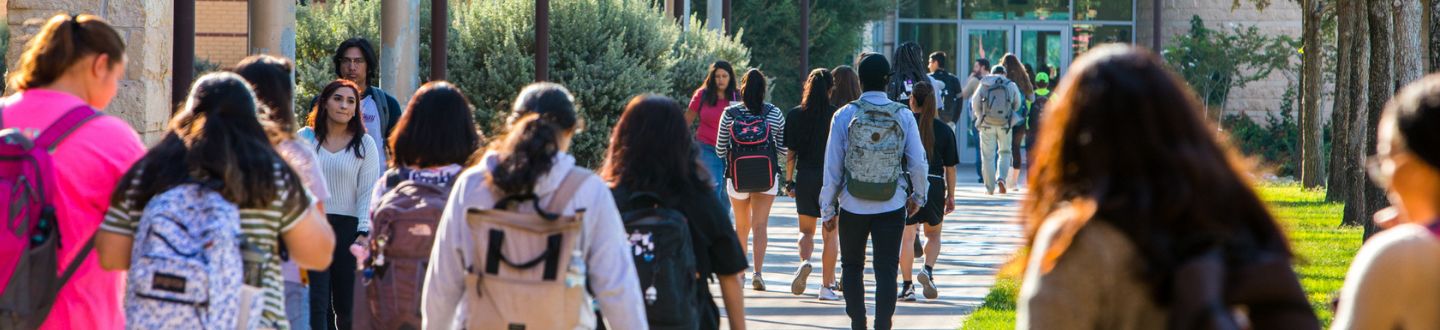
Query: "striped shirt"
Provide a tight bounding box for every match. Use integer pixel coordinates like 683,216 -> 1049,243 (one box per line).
297,127 -> 384,233
715,102 -> 788,172
101,163 -> 313,330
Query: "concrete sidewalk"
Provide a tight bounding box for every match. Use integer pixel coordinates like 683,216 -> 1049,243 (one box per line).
712,168 -> 1025,329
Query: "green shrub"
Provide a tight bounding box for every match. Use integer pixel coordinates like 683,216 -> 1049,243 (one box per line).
297,0 -> 749,167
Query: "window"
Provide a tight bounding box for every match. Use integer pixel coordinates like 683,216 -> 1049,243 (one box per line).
900,0 -> 959,19
1072,25 -> 1134,59
962,0 -> 1070,21
899,23 -> 959,72
1075,0 -> 1134,21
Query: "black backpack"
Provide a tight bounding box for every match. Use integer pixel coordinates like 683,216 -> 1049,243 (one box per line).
725,105 -> 778,193
619,192 -> 699,328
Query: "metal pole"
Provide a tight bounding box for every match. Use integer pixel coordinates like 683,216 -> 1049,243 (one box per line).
1152,0 -> 1163,49
536,0 -> 550,82
723,0 -> 731,35
800,0 -> 809,74
432,0 -> 448,81
174,0 -> 195,109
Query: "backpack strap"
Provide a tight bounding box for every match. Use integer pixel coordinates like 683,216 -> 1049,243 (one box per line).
384,167 -> 411,190
34,106 -> 100,152
545,168 -> 592,215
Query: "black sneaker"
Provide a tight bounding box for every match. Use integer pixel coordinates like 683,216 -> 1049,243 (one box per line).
898,284 -> 917,302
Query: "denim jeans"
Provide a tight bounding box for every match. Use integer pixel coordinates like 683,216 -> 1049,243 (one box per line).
285,281 -> 311,330
978,125 -> 1013,193
698,143 -> 731,218
839,208 -> 905,330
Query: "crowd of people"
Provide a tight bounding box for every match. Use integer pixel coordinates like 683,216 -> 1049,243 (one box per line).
4,12 -> 1440,330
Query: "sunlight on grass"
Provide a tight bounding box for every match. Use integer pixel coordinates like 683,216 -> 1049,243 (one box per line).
958,184 -> 1363,329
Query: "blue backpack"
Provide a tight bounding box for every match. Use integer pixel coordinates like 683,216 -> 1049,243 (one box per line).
125,183 -> 261,329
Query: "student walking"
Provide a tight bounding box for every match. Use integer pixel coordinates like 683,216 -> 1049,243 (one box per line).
970,65 -> 1021,195
820,53 -> 929,330
233,55 -> 330,330
315,38 -> 403,169
962,59 -> 991,182
1001,55 -> 1035,190
687,61 -> 741,214
928,52 -> 964,127
783,69 -> 841,300
1016,45 -> 1316,329
823,65 -> 862,294
350,82 -> 482,330
897,82 -> 958,302
603,95 -> 748,330
716,69 -> 787,291
299,79 -> 384,330
422,83 -> 646,330
0,14 -> 145,330
888,42 -> 942,109
96,72 -> 336,330
1332,74 -> 1440,329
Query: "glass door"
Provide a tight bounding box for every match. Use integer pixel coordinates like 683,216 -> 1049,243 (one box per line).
1016,26 -> 1070,83
959,26 -> 1011,165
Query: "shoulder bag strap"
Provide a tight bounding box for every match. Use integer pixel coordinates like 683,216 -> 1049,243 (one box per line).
34,106 -> 100,152
545,168 -> 592,214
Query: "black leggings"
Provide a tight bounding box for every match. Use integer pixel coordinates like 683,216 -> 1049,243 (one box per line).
1011,127 -> 1028,169
309,214 -> 358,330
839,208 -> 905,330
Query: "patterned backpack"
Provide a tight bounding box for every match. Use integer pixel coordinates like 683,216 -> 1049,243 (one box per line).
844,101 -> 908,201
125,183 -> 262,329
725,104 -> 778,193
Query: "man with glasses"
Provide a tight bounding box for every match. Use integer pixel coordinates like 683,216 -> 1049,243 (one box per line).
314,37 -> 404,168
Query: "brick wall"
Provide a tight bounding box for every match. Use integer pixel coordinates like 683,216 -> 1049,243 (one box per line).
1137,0 -> 1310,122
196,0 -> 248,67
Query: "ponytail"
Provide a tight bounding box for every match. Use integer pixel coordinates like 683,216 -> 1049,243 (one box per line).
490,115 -> 562,196
9,14 -> 126,90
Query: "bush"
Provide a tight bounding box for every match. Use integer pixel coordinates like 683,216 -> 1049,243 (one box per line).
297,0 -> 750,167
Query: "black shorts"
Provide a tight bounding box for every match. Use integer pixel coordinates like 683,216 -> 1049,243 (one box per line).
795,169 -> 823,218
907,176 -> 947,226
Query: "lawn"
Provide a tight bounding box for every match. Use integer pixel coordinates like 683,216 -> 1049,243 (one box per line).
959,184 -> 1364,329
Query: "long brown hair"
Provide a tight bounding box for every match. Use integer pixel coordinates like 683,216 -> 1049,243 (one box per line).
307,79 -> 367,158
601,95 -> 710,196
1022,45 -> 1291,304
489,83 -> 580,197
910,82 -> 937,158
1002,54 -> 1034,97
830,66 -> 862,106
9,14 -> 126,90
700,61 -> 739,107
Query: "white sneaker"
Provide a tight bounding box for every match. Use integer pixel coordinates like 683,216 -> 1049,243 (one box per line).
918,268 -> 938,300
818,284 -> 842,301
791,263 -> 812,295
752,273 -> 766,291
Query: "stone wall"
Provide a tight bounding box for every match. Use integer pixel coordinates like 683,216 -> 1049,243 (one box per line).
7,0 -> 173,144
1137,0 -> 1306,121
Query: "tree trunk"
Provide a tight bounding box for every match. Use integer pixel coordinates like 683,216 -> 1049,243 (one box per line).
1340,0 -> 1371,227
1327,0 -> 1355,203
1300,0 -> 1325,188
1431,0 -> 1440,72
1396,0 -> 1425,85
1360,0 -> 1393,239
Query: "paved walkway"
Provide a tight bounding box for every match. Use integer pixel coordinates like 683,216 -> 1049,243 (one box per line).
713,167 -> 1026,329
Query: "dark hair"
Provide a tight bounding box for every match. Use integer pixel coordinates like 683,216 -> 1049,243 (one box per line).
307,79 -> 367,158
1384,74 -> 1440,168
233,55 -> 296,138
1003,54 -> 1035,96
857,53 -> 891,92
390,81 -> 483,168
1022,45 -> 1291,305
976,58 -> 992,74
332,37 -> 378,86
991,65 -> 1007,74
601,95 -> 711,196
889,42 -> 929,101
929,51 -> 947,68
701,61 -> 739,107
830,66 -> 863,106
910,82 -> 937,158
489,83 -> 581,196
113,72 -> 306,212
740,69 -> 767,115
9,14 -> 126,90
801,69 -> 833,112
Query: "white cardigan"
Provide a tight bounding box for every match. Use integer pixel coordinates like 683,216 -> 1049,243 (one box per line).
421,151 -> 647,330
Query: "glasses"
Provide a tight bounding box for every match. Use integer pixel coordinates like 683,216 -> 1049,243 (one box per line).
339,58 -> 366,66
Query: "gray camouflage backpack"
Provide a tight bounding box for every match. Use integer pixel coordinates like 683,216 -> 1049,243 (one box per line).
844,101 -> 908,201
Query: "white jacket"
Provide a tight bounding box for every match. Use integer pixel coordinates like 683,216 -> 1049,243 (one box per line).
421,151 -> 647,330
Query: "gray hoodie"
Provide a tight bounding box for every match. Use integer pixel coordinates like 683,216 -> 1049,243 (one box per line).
421,151 -> 647,330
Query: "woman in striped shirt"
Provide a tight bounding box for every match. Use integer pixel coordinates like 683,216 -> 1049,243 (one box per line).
716,68 -> 787,291
297,79 -> 384,330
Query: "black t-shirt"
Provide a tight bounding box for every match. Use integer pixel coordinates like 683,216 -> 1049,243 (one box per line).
610,186 -> 747,329
784,105 -> 837,170
926,118 -> 960,176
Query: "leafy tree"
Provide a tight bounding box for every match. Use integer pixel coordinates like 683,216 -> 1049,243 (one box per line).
1163,15 -> 1297,122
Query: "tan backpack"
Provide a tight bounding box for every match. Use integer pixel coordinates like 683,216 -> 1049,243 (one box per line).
462,168 -> 592,330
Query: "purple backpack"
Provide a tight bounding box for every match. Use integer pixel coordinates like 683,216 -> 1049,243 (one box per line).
0,106 -> 100,329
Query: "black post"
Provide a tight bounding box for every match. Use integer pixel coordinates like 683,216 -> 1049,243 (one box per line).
800,0 -> 809,75
1152,0 -> 1163,50
536,0 -> 550,82
174,0 -> 195,109
723,0 -> 731,35
432,0 -> 448,81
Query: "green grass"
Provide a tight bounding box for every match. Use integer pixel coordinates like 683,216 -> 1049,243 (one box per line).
959,184 -> 1363,329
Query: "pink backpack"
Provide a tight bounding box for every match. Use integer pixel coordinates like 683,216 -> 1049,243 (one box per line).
0,106 -> 100,329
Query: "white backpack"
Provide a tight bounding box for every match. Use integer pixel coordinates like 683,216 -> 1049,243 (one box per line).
125,184 -> 262,329
977,76 -> 1018,127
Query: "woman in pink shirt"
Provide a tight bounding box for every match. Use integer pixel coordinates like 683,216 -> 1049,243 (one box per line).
0,14 -> 145,329
686,61 -> 740,214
